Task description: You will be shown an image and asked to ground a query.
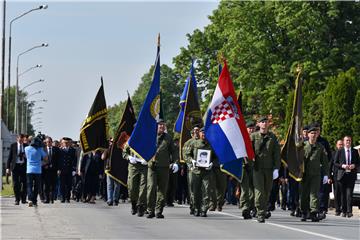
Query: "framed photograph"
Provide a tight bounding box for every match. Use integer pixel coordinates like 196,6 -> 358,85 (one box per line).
196,149 -> 211,168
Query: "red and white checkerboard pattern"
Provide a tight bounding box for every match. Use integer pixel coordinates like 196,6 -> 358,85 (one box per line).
211,100 -> 235,124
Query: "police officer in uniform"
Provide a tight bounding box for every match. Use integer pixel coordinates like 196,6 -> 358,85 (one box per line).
300,126 -> 329,222
146,119 -> 179,219
251,116 -> 281,223
123,145 -> 148,216
239,120 -> 256,219
184,127 -> 215,217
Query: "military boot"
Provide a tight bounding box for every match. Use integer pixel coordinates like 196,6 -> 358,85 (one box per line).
242,210 -> 252,220
310,212 -> 319,222
301,212 -> 307,222
131,202 -> 137,215
137,205 -> 145,217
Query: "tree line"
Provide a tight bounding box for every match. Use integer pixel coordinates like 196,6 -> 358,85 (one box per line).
107,1 -> 360,146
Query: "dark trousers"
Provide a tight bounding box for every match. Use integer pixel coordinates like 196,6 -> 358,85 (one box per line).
280,181 -> 288,209
268,179 -> 279,211
319,181 -> 330,212
288,177 -> 299,211
176,170 -> 188,204
167,171 -> 178,205
339,174 -> 355,214
27,173 -> 41,204
43,170 -> 57,202
334,179 -> 342,213
12,164 -> 27,202
84,173 -> 99,198
60,174 -> 72,201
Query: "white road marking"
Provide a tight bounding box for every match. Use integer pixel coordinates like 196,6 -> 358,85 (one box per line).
217,211 -> 345,240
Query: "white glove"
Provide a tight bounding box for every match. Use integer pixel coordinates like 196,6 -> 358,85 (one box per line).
191,159 -> 197,168
128,156 -> 137,164
272,169 -> 279,180
172,163 -> 179,173
323,175 -> 328,184
140,159 -> 148,166
72,171 -> 76,176
205,162 -> 213,170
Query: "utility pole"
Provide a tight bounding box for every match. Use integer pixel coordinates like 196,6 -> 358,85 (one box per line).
1,0 -> 6,189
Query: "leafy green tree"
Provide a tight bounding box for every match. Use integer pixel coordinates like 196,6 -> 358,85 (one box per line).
352,90 -> 360,145
173,1 -> 360,140
3,86 -> 34,135
322,68 -> 358,145
107,64 -> 182,136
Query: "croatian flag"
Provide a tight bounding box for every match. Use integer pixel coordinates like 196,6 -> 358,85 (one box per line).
204,61 -> 254,177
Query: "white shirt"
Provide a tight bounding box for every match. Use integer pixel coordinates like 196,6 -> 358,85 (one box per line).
16,143 -> 24,164
344,147 -> 352,164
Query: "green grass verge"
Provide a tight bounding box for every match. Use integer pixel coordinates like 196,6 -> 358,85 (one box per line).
1,176 -> 14,197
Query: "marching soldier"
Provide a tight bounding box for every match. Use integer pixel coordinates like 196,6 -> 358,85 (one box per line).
183,125 -> 201,215
208,154 -> 227,212
123,144 -> 148,216
146,119 -> 179,219
239,120 -> 256,219
183,127 -> 215,217
251,116 -> 281,223
300,126 -> 329,222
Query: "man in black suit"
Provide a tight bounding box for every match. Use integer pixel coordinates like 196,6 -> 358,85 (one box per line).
6,134 -> 28,205
42,136 -> 60,203
334,136 -> 360,218
331,139 -> 344,215
57,137 -> 77,203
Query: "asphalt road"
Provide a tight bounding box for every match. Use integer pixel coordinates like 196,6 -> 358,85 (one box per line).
1,197 -> 359,240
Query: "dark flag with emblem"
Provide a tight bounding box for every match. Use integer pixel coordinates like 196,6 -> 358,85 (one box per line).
106,95 -> 136,187
179,67 -> 202,162
80,78 -> 109,154
281,69 -> 304,181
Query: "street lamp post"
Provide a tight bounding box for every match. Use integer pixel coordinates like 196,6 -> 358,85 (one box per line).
19,64 -> 42,77
21,90 -> 43,133
14,44 -> 48,133
26,100 -> 45,134
6,4 -> 48,126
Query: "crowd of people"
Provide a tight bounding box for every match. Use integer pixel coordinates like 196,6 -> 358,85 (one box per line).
5,118 -> 360,223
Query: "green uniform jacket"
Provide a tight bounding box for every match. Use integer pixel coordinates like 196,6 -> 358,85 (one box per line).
183,139 -> 217,174
303,141 -> 329,176
149,133 -> 179,168
251,131 -> 281,170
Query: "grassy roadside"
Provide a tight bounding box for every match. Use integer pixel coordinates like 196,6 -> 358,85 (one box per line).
1,176 -> 14,197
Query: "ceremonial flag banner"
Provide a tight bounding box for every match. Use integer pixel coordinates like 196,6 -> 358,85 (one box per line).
128,37 -> 160,161
179,66 -> 202,162
174,61 -> 198,133
106,95 -> 136,187
80,79 -> 109,154
281,70 -> 304,181
204,61 -> 254,181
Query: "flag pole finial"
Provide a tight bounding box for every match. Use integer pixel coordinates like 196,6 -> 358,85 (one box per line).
157,33 -> 160,47
127,90 -> 130,98
101,76 -> 104,86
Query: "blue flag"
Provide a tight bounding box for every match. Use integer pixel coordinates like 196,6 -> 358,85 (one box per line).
128,42 -> 160,161
174,61 -> 198,133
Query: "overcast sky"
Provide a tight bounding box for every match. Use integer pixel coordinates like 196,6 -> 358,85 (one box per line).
3,0 -> 219,140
